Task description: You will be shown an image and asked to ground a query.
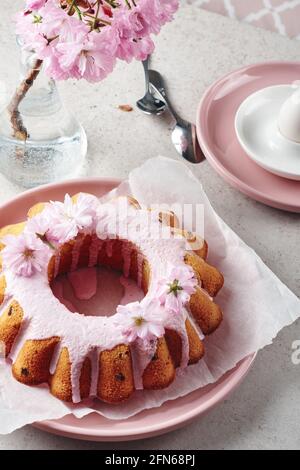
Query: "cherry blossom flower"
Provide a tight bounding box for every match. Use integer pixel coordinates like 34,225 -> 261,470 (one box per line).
1,232 -> 51,277
157,265 -> 197,314
25,211 -> 57,247
15,0 -> 179,82
15,11 -> 43,45
57,27 -> 118,82
39,40 -> 71,80
26,0 -> 46,10
39,2 -> 89,40
47,193 -> 98,243
116,301 -> 167,343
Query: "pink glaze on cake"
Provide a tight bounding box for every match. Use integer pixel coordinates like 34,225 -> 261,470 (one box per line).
0,194 -> 204,403
68,268 -> 98,301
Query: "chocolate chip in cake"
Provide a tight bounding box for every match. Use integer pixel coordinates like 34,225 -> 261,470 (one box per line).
118,351 -> 129,359
7,306 -> 13,316
21,367 -> 29,377
115,372 -> 125,382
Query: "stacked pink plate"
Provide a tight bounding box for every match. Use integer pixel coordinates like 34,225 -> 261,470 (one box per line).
197,62 -> 300,213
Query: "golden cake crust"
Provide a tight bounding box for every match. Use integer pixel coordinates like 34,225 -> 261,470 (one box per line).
97,344 -> 135,403
0,193 -> 224,404
0,301 -> 24,357
143,337 -> 176,390
12,337 -> 60,385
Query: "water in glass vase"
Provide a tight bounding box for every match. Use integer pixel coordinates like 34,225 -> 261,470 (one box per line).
0,45 -> 87,188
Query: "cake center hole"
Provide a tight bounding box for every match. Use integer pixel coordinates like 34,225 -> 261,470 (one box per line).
51,266 -> 144,317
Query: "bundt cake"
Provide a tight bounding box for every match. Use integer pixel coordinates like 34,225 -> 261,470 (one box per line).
0,192 -> 224,404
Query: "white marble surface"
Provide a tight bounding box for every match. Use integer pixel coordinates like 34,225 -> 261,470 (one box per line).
0,2 -> 300,450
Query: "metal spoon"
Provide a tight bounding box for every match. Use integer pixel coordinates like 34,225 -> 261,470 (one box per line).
148,69 -> 206,164
136,57 -> 166,115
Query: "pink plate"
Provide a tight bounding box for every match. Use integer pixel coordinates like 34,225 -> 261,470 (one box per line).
35,355 -> 255,442
197,61 -> 300,213
0,178 -> 255,442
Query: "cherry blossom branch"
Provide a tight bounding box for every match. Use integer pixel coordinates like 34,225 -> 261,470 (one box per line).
7,58 -> 43,141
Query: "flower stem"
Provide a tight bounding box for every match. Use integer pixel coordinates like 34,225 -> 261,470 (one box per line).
93,0 -> 101,29
7,59 -> 43,142
83,12 -> 111,26
104,0 -> 119,7
68,0 -> 82,20
68,0 -> 76,12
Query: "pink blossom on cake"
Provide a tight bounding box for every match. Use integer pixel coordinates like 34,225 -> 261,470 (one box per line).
48,193 -> 98,244
116,301 -> 167,343
1,232 -> 51,277
157,265 -> 197,314
25,211 -> 57,246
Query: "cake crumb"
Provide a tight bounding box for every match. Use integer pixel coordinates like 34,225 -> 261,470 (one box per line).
118,104 -> 133,112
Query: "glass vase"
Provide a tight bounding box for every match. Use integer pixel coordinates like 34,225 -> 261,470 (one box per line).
0,42 -> 87,188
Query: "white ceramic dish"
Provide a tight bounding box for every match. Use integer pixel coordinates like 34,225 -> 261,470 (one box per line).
235,85 -> 300,181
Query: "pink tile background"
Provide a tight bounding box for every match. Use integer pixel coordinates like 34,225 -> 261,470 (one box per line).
184,0 -> 300,40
